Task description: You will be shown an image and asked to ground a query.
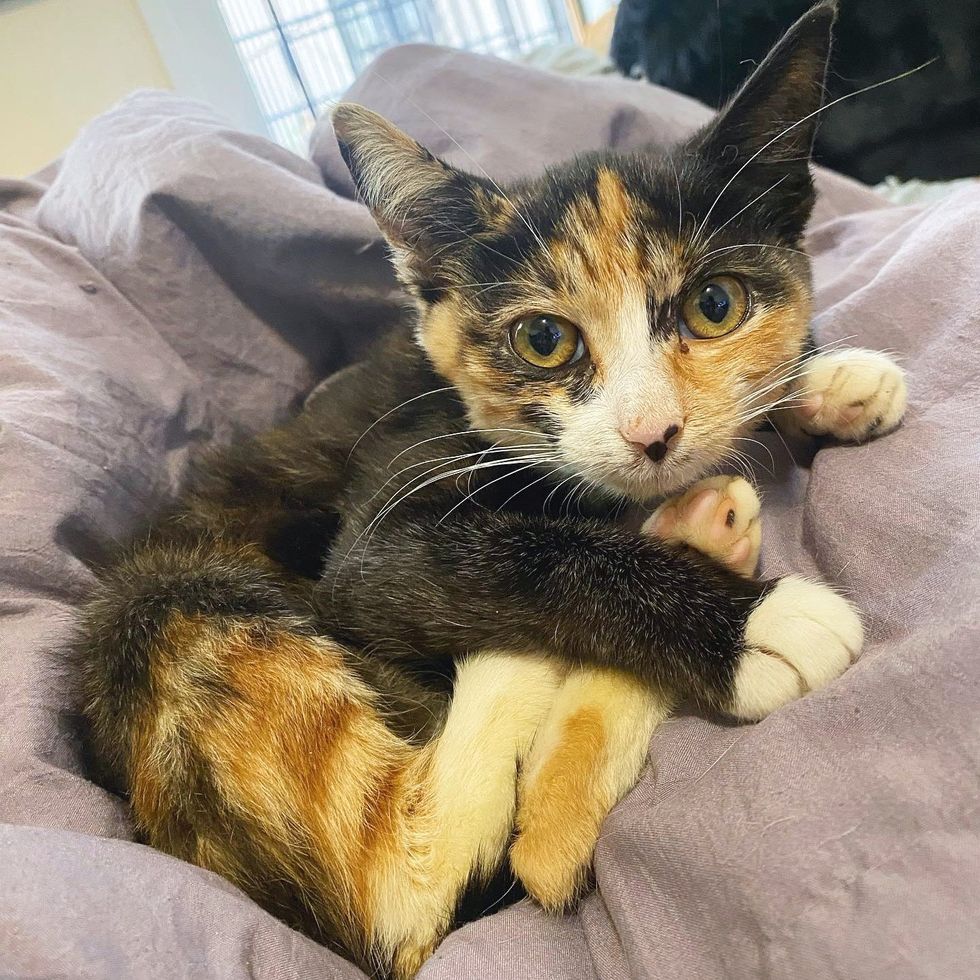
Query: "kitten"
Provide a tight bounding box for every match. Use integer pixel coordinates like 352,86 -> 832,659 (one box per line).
76,2 -> 905,978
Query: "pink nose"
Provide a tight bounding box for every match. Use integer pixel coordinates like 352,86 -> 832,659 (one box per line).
622,421 -> 684,463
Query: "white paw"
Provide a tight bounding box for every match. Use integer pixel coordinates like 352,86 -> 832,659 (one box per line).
729,576 -> 863,721
788,348 -> 907,442
643,475 -> 762,577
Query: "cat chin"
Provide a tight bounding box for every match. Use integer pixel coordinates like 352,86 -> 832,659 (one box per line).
574,455 -> 723,506
556,431 -> 739,505
584,470 -> 705,507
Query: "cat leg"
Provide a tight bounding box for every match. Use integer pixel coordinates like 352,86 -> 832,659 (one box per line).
329,497 -> 861,737
384,651 -> 562,977
511,476 -> 763,910
510,667 -> 672,911
775,347 -> 907,443
647,472 -> 861,721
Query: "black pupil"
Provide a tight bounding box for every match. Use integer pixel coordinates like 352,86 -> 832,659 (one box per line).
698,283 -> 731,324
528,318 -> 563,356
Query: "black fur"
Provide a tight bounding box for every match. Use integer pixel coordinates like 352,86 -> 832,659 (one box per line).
612,0 -> 980,183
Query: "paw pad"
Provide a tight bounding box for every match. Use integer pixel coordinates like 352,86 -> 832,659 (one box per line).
643,475 -> 762,577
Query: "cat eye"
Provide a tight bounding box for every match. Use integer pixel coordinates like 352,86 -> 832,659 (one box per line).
510,314 -> 585,369
680,276 -> 750,339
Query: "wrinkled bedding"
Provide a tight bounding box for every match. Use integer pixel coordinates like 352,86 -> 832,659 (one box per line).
1,44 -> 979,980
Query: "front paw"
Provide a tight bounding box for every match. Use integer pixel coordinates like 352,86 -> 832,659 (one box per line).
785,348 -> 907,443
728,576 -> 863,721
642,475 -> 762,577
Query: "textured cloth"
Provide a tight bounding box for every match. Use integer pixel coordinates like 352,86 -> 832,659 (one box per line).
1,44 -> 978,980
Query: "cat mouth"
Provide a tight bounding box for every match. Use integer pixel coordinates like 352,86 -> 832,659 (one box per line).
561,445 -> 710,504
625,456 -> 704,501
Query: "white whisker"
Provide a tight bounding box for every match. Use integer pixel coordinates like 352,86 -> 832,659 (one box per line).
387,427 -> 546,465
347,387 -> 456,463
437,458 -> 555,525
496,461 -> 567,512
367,443 -> 547,508
699,242 -> 810,263
731,435 -> 776,475
542,468 -> 583,513
667,150 -> 685,241
699,174 -> 789,252
357,453 -> 556,566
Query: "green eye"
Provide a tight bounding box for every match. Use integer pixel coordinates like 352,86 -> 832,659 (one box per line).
680,276 -> 750,339
510,315 -> 584,368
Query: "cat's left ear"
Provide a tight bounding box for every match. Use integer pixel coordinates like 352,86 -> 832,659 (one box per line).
691,0 -> 836,239
333,103 -> 490,297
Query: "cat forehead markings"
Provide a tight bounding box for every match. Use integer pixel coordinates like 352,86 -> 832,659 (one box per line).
528,167 -> 690,304
551,169 -> 640,285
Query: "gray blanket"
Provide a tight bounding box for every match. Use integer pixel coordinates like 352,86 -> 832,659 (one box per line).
1,44 -> 978,980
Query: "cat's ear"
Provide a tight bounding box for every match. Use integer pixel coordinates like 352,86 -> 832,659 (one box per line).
691,0 -> 836,238
332,103 -> 488,296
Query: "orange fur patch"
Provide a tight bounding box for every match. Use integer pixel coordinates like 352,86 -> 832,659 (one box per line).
667,289 -> 811,441
511,707 -> 607,911
126,612 -> 433,968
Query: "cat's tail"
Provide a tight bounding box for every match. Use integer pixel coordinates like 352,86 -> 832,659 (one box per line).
75,536 -> 558,979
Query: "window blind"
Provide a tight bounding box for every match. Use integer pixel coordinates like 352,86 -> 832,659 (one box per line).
216,0 -> 574,152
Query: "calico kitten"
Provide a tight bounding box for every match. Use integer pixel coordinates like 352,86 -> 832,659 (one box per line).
77,3 -> 905,978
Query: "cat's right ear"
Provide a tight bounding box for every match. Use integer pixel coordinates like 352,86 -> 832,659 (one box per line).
332,104 -> 489,293
689,0 -> 836,239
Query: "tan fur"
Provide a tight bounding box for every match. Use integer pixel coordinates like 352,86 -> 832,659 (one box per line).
365,652 -> 561,973
511,668 -> 671,910
421,294 -> 537,443
418,295 -> 465,384
661,293 -> 812,479
128,613 -> 563,978
553,169 -> 645,289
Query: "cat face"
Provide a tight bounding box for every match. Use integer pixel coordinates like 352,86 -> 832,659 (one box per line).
335,2 -> 836,502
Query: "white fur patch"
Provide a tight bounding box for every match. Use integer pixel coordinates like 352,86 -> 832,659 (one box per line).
730,575 -> 863,720
787,348 -> 907,442
427,652 -> 561,878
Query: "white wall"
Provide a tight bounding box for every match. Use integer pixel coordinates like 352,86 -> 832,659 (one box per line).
137,0 -> 267,139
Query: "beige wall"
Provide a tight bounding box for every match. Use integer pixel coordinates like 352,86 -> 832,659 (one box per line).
0,0 -> 171,176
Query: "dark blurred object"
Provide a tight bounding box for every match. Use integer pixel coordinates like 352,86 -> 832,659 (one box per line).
610,0 -> 980,184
